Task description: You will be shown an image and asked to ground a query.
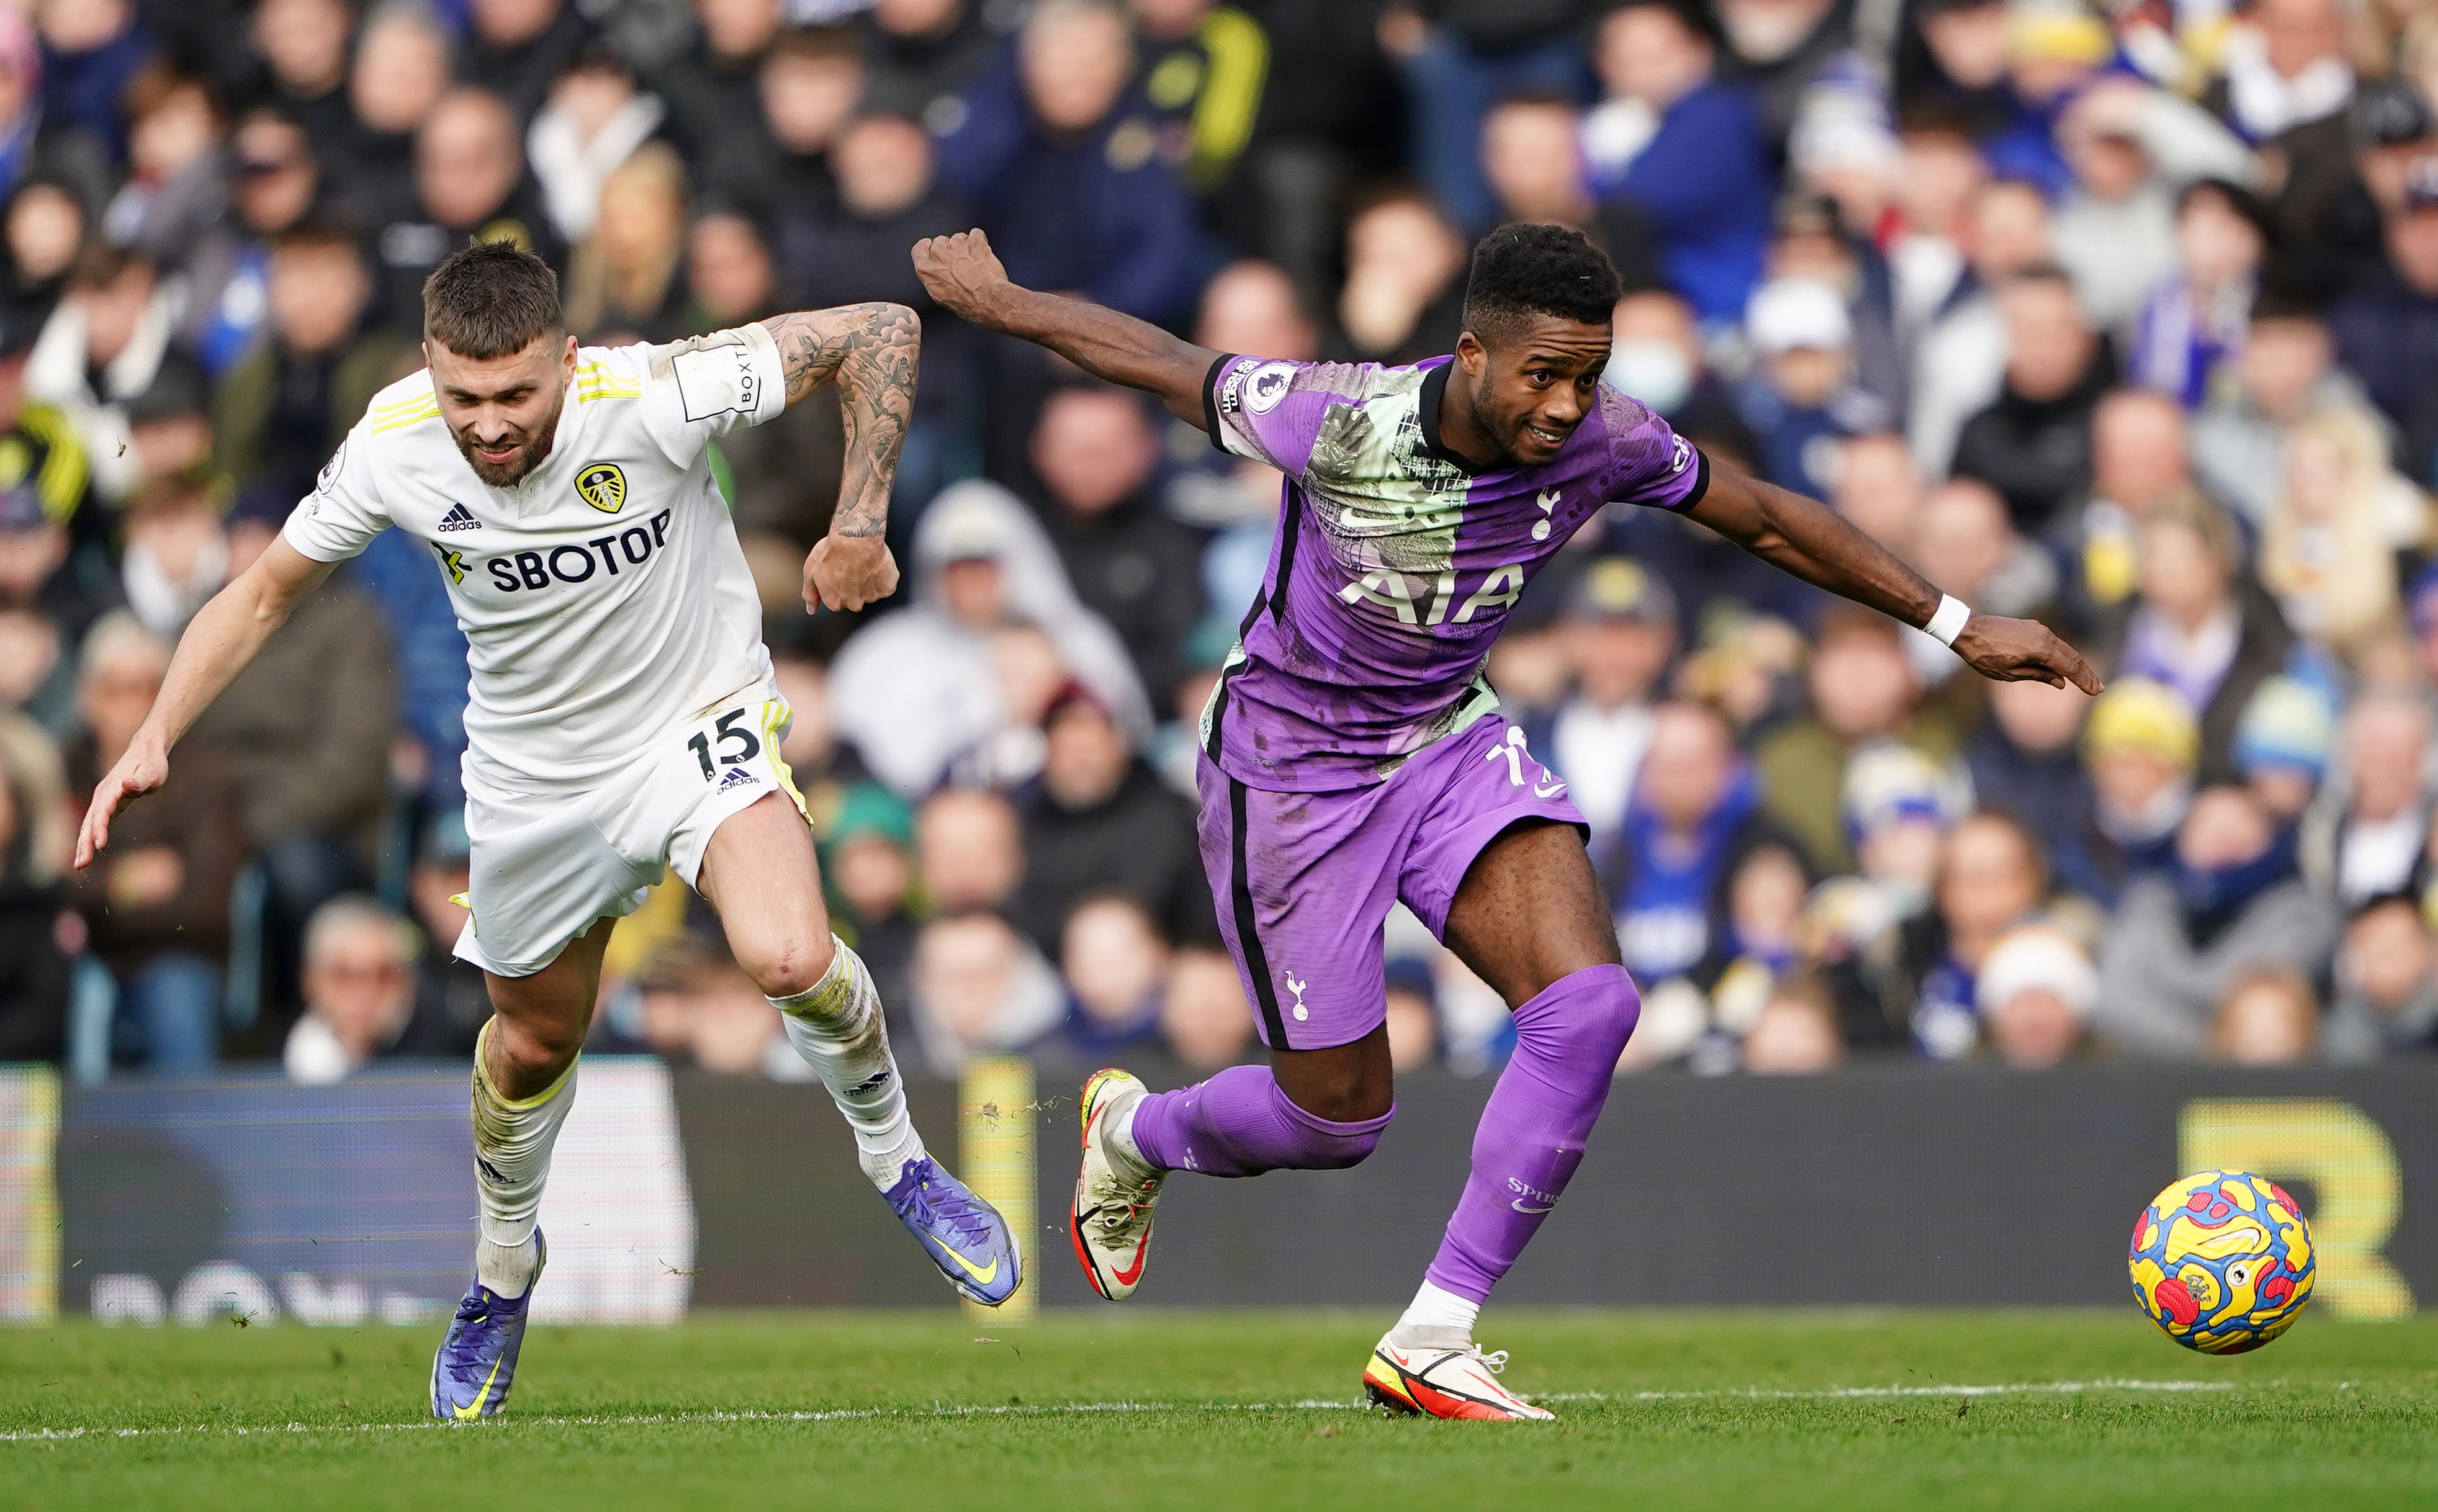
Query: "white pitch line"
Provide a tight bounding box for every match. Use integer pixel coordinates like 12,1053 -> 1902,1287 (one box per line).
0,1380 -> 2267,1446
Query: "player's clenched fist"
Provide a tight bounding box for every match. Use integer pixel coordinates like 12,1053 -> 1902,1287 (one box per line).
74,740 -> 168,870
911,231 -> 1015,325
806,532 -> 899,614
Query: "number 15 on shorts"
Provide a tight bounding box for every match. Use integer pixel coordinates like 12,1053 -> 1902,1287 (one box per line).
686,708 -> 763,781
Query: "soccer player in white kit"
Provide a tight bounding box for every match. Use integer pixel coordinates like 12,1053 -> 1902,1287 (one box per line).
74,243 -> 1020,1418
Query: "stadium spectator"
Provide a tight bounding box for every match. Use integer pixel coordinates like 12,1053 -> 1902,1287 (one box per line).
2048,79 -> 2255,340
2329,162 -> 2438,479
1968,677 -> 2102,899
2259,405 -> 2427,655
1951,268 -> 2115,536
188,492 -> 397,1019
402,808 -> 489,1060
2105,497 -> 2295,783
2300,693 -> 2435,906
933,0 -> 1202,326
915,786 -> 1023,917
904,909 -> 1065,1074
1599,700 -> 1783,988
2324,896 -> 2438,1061
527,45 -> 665,248
1325,185 -> 1468,366
823,783 -> 920,1015
1593,1 -> 1772,323
1027,385 -> 1207,702
371,86 -> 562,336
1129,0 -> 1269,197
2209,964 -> 2322,1066
2234,675 -> 2338,824
561,143 -> 691,343
2191,289 -> 2372,529
183,110 -> 322,378
1737,974 -> 1844,1073
2057,389 -> 2199,624
459,0 -> 598,128
29,248 -> 178,505
1158,945 -> 1253,1071
2095,785 -> 2341,1058
0,709 -> 71,1061
859,0 -> 1004,128
1735,274 -> 1868,497
2084,678 -> 2201,891
282,896 -> 417,1084
250,0 -> 354,149
1014,683 -> 1211,953
830,481 -> 1146,796
214,222 -> 415,502
1476,91 -> 1656,296
2128,179 -> 2269,408
2,177 -> 86,339
61,611 -> 245,1071
1973,923 -> 2096,1069
331,1 -> 452,234
37,0 -> 155,166
1529,558 -> 1673,847
1907,178 -> 2053,477
106,64 -> 224,281
1754,605 -> 1956,875
1041,890 -> 1170,1062
1377,0 -> 1590,239
655,0 -> 779,186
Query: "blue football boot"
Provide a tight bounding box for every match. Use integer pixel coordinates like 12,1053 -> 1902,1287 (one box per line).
431,1231 -> 546,1421
884,1156 -> 1022,1305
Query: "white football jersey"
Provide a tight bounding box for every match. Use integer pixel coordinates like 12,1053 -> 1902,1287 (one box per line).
283,325 -> 789,791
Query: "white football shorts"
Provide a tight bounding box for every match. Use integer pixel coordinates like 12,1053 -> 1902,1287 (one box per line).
452,683 -> 804,977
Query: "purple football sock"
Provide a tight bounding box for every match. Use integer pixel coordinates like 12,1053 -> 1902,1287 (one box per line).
1424,964 -> 1640,1303
1129,1063 -> 1392,1177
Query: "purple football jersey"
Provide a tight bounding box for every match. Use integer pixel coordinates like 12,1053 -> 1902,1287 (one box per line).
1200,353 -> 1708,793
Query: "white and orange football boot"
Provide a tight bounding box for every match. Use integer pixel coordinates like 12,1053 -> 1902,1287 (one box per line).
1363,1330 -> 1555,1421
1070,1068 -> 1165,1300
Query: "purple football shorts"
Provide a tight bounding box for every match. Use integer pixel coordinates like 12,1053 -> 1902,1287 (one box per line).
1193,713 -> 1587,1050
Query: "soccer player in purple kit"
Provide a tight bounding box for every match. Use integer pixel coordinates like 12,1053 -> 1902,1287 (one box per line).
915,223 -> 2101,1420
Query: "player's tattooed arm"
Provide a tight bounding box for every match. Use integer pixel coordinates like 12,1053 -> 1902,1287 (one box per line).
1685,456 -> 2105,695
912,230 -> 1220,426
759,303 -> 919,612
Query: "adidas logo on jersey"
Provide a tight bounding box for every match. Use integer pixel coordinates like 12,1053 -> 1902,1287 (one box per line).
717,767 -> 757,791
438,502 -> 479,533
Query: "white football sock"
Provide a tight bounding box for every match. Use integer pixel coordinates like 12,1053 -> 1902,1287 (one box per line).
1391,1279 -> 1481,1346
774,938 -> 925,1189
469,1022 -> 578,1298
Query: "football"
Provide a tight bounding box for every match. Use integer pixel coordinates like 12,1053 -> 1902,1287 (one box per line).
2129,1171 -> 2317,1354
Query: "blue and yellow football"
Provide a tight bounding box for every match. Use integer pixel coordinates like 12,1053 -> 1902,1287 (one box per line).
2128,1171 -> 2315,1354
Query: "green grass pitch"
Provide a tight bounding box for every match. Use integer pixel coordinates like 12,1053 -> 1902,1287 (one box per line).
4,1310 -> 2434,1510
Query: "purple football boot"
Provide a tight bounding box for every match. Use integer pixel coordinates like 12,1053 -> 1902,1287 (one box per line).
431,1231 -> 546,1421
884,1156 -> 1022,1305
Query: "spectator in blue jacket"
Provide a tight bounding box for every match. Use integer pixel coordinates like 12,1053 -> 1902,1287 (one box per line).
1591,0 -> 1773,325
933,0 -> 1202,327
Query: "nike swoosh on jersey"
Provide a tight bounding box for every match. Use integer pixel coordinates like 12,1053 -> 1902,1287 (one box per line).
1532,780 -> 1567,798
1510,1199 -> 1555,1214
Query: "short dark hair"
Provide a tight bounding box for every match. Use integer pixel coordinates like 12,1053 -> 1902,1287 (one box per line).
423,241 -> 562,358
1461,223 -> 1623,343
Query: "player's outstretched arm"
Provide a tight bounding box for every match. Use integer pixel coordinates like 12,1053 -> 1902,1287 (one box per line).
1683,455 -> 2105,695
912,230 -> 1220,426
760,302 -> 920,613
74,536 -> 336,868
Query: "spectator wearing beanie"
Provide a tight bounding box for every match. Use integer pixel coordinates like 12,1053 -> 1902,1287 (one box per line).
1974,922 -> 2097,1068
2084,677 -> 2200,893
2234,674 -> 2337,826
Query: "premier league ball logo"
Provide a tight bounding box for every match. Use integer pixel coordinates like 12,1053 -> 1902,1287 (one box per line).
2128,1171 -> 2316,1354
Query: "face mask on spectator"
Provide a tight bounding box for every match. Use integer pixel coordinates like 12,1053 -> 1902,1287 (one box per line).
1603,338 -> 1691,413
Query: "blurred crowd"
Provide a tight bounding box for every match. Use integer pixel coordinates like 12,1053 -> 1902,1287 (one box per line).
4,0 -> 2438,1086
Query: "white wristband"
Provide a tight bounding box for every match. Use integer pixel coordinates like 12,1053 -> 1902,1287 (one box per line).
1925,594 -> 1971,647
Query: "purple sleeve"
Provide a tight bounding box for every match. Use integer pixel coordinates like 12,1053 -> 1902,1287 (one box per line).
1203,354 -> 1349,479
1599,386 -> 1709,512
